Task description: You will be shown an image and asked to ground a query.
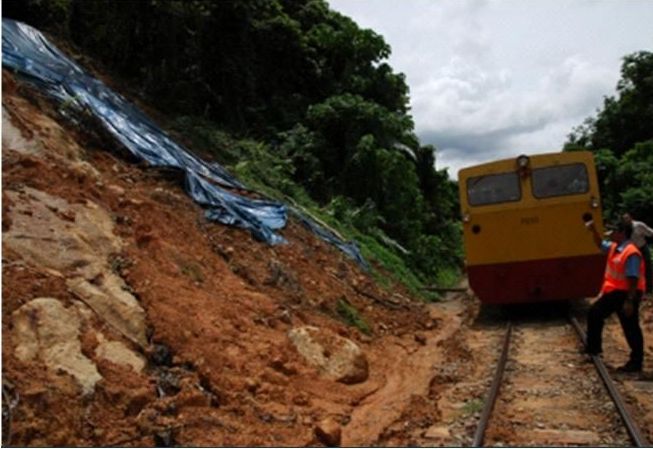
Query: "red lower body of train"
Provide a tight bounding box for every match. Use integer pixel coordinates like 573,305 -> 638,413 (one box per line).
467,253 -> 606,304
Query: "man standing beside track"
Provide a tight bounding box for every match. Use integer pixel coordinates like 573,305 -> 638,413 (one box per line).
622,212 -> 653,299
583,219 -> 645,372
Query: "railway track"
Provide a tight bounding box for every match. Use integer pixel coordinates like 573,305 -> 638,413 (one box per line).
472,317 -> 649,447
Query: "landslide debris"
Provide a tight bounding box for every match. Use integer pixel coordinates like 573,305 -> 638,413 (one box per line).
288,326 -> 369,384
1,70 -> 441,446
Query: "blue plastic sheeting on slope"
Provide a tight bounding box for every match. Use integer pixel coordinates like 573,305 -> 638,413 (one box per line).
186,171 -> 286,244
2,19 -> 369,267
2,17 -> 285,240
292,210 -> 370,271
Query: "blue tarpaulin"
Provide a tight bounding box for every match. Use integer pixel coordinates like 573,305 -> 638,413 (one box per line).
2,18 -> 368,267
293,210 -> 370,270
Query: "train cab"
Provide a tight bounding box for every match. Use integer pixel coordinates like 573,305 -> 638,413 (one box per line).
458,151 -> 605,304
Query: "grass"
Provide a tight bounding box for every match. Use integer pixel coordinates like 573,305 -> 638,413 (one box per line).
336,297 -> 372,335
462,398 -> 484,416
434,266 -> 460,290
356,232 -> 426,294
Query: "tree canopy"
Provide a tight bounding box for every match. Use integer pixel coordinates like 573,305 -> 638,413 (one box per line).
565,51 -> 653,224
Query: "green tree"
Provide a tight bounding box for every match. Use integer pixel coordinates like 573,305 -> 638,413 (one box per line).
566,51 -> 653,223
616,141 -> 653,224
592,148 -> 620,218
567,51 -> 653,157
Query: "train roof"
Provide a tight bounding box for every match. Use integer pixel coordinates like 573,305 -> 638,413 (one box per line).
457,150 -> 594,179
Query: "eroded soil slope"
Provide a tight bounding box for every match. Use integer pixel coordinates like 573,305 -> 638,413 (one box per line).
1,71 -> 463,446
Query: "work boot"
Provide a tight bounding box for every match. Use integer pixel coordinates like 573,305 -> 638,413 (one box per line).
616,360 -> 642,373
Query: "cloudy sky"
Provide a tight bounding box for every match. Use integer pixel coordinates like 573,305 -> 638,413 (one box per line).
328,0 -> 653,178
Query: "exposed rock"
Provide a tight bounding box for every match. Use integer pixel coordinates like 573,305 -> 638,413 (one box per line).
107,184 -> 126,197
4,188 -> 119,278
12,297 -> 102,395
288,326 -> 369,384
67,276 -> 147,347
423,425 -> 450,439
3,106 -> 41,155
95,333 -> 146,372
314,417 -> 341,446
4,188 -> 147,347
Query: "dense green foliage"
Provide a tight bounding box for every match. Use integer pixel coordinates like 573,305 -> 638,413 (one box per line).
5,0 -> 462,293
565,51 -> 653,224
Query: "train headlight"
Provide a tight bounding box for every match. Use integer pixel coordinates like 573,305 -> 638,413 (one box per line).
516,154 -> 530,168
516,155 -> 530,178
463,213 -> 471,223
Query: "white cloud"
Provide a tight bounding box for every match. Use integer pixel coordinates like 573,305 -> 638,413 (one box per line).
328,0 -> 653,179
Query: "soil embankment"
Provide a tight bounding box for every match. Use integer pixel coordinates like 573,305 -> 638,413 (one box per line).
1,71 -> 456,446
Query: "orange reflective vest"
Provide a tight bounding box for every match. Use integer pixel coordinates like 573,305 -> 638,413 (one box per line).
601,242 -> 646,294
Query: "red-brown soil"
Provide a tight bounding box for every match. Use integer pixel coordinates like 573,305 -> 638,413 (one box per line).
1,71 -> 441,447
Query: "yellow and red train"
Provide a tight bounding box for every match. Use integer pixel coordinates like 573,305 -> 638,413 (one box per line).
458,151 -> 605,304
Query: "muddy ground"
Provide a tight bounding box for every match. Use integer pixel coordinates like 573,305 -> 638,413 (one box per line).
2,70 -> 653,447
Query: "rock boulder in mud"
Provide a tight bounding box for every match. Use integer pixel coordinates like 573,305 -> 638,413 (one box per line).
288,326 -> 368,384
315,417 -> 342,446
12,297 -> 102,395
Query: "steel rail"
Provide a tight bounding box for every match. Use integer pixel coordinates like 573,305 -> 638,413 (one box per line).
472,323 -> 512,447
569,315 -> 648,447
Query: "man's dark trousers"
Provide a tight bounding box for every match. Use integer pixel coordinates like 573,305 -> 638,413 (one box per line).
586,290 -> 644,365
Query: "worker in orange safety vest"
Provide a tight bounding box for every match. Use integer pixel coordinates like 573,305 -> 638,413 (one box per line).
583,219 -> 645,372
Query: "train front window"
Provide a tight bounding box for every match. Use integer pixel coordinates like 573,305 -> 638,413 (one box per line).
467,172 -> 521,206
532,163 -> 589,198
